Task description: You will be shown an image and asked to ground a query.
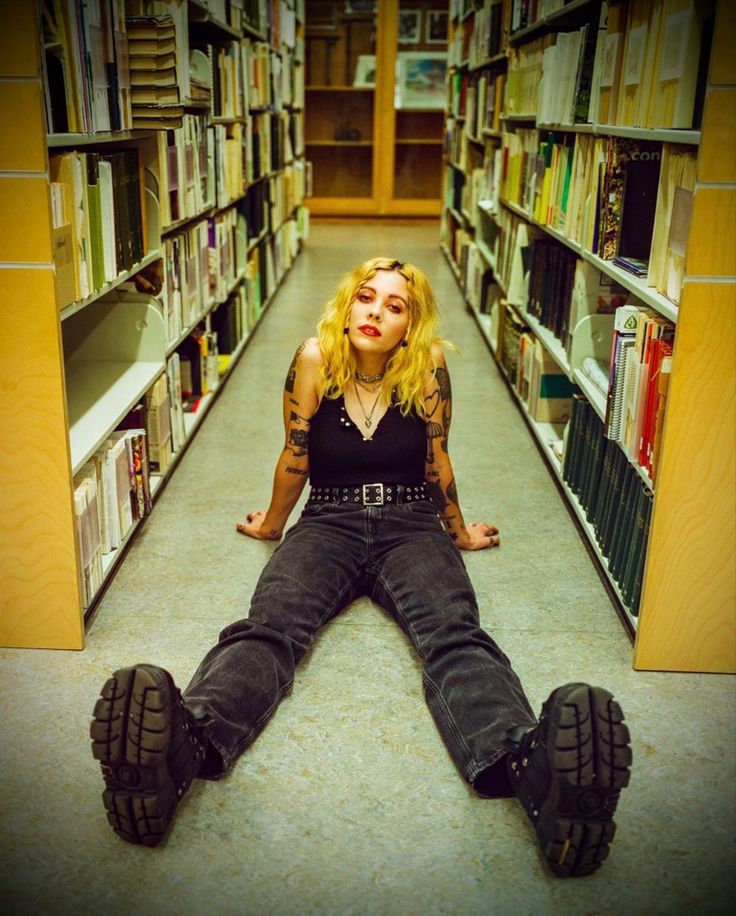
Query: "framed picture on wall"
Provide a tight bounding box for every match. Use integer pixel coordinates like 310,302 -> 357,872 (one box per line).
353,54 -> 376,87
425,10 -> 449,43
398,9 -> 421,44
395,52 -> 447,110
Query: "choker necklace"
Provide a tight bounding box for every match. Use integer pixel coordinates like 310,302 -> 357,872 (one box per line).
353,380 -> 382,431
355,369 -> 385,384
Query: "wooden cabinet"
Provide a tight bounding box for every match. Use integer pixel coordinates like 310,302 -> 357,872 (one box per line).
305,0 -> 448,216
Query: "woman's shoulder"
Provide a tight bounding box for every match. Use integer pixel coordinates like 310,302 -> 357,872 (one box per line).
292,336 -> 323,369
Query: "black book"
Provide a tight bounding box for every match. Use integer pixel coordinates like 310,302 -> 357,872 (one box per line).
563,394 -> 586,493
621,481 -> 649,608
598,446 -> 625,557
629,488 -> 654,616
609,466 -> 638,586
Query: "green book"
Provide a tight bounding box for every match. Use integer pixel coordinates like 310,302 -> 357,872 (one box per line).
592,437 -> 614,542
85,152 -> 105,291
583,413 -> 605,520
627,487 -> 654,615
621,481 -> 649,608
608,464 -> 635,583
577,401 -> 595,504
599,447 -> 626,558
562,394 -> 584,488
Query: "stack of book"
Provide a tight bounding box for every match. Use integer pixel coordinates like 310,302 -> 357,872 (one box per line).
127,14 -> 183,129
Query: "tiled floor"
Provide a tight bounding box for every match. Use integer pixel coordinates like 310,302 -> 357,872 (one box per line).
1,224 -> 734,915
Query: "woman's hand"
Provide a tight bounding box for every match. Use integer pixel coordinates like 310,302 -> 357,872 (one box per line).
456,522 -> 500,551
236,512 -> 282,541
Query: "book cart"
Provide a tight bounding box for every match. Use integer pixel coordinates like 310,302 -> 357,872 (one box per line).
441,0 -> 735,673
1,0 -> 308,649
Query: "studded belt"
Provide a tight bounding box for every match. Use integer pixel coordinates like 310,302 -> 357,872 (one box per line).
307,483 -> 428,507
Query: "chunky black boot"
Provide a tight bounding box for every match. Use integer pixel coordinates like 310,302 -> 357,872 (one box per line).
507,682 -> 632,878
90,665 -> 206,846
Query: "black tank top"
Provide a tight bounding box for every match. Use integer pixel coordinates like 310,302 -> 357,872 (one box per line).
308,394 -> 426,486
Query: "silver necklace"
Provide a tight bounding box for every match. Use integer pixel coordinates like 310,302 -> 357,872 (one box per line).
353,380 -> 382,430
355,369 -> 385,384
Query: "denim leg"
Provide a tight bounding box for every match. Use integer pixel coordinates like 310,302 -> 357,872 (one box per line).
369,503 -> 536,785
184,507 -> 366,778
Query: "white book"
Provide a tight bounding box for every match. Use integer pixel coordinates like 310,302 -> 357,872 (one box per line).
102,438 -> 121,550
97,159 -> 117,282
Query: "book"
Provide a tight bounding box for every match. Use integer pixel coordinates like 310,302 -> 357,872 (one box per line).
598,136 -> 663,261
597,0 -> 629,124
615,0 -> 657,127
605,303 -> 649,441
125,15 -> 176,41
644,0 -> 714,129
646,142 -> 697,304
128,50 -> 177,71
612,256 -> 648,277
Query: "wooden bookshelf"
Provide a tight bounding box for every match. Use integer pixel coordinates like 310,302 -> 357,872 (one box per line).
442,0 -> 735,673
304,0 -> 448,217
0,0 -> 308,649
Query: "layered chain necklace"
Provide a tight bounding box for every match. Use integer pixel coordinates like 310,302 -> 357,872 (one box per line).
353,378 -> 383,430
356,369 -> 385,384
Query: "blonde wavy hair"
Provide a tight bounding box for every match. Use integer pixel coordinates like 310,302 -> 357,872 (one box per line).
316,257 -> 447,417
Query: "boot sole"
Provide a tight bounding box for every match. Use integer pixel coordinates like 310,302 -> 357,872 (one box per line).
534,683 -> 631,877
90,666 -> 177,846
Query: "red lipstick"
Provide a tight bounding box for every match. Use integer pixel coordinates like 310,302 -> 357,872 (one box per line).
358,324 -> 381,337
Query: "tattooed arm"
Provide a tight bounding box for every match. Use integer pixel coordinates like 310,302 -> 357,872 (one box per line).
423,345 -> 500,551
236,338 -> 321,540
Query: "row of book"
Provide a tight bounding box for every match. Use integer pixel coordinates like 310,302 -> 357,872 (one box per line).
448,0 -> 505,69
527,238 -> 631,355
451,203 -> 676,485
563,394 -> 654,616
487,130 -> 694,305
49,148 -> 146,307
41,0 -> 304,134
73,425 -> 153,608
42,0 -> 132,134
503,0 -> 713,131
604,304 -> 674,484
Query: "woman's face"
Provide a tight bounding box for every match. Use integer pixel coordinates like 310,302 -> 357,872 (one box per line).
347,269 -> 410,358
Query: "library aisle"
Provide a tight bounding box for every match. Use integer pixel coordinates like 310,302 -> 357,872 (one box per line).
0,225 -> 733,914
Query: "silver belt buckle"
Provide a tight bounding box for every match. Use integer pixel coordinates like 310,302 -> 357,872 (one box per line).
362,483 -> 384,505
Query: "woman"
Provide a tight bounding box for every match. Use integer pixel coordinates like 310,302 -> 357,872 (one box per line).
91,258 -> 631,877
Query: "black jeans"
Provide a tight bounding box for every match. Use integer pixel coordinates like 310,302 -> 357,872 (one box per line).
184,500 -> 536,786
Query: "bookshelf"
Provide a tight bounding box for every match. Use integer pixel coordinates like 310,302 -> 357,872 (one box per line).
441,0 -> 735,673
304,0 -> 448,217
0,0 -> 308,649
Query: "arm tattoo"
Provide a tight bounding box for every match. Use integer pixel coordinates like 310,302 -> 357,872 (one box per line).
285,466 -> 308,476
284,342 -> 305,393
426,420 -> 443,464
446,477 -> 458,505
287,427 -> 309,457
290,410 -> 310,425
433,366 -> 451,400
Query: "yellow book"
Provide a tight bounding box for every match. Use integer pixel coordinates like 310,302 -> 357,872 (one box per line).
646,142 -> 697,303
616,0 -> 654,126
644,0 -> 713,128
598,0 -> 629,123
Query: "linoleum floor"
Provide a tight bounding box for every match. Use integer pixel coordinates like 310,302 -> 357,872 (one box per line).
1,224 -> 734,916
